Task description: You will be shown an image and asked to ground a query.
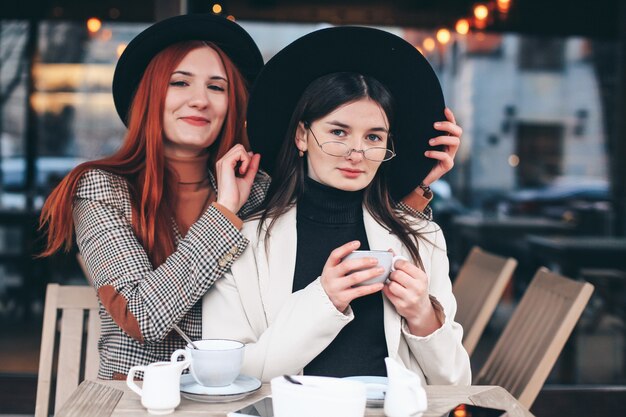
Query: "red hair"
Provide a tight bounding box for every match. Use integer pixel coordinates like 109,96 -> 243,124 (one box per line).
39,41 -> 251,266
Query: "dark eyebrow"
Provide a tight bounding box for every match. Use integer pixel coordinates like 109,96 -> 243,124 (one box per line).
324,121 -> 350,129
171,70 -> 228,82
324,120 -> 388,133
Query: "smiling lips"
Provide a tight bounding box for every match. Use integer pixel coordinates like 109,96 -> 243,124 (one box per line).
180,116 -> 210,126
338,168 -> 365,178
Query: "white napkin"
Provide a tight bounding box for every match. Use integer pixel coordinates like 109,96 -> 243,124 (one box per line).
384,357 -> 427,417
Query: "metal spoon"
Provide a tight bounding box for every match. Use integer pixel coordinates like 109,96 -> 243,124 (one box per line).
172,324 -> 199,349
283,375 -> 303,385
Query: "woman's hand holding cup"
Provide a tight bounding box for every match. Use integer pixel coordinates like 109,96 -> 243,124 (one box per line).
320,241 -> 386,313
382,259 -> 443,337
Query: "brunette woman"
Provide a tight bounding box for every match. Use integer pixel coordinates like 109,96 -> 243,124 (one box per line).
202,27 -> 471,385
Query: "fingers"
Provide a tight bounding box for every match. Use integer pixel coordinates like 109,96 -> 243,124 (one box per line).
344,265 -> 385,287
242,153 -> 261,184
383,271 -> 424,308
382,283 -> 402,303
328,281 -> 384,313
394,258 -> 425,276
336,256 -> 377,276
433,120 -> 462,138
429,135 -> 460,150
239,152 -> 251,174
324,241 -> 360,270
231,147 -> 252,171
216,144 -> 249,173
424,150 -> 454,169
444,107 -> 457,124
345,283 -> 384,299
385,260 -> 427,292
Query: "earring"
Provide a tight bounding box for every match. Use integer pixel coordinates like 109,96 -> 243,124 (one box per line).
298,150 -> 304,157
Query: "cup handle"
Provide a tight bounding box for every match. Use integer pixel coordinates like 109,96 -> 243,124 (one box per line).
391,255 -> 408,271
171,349 -> 191,369
126,365 -> 145,397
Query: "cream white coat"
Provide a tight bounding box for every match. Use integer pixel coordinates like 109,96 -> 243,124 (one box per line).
202,206 -> 471,385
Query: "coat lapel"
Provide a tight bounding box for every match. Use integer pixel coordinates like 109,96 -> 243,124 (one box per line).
363,209 -> 405,360
258,206 -> 298,324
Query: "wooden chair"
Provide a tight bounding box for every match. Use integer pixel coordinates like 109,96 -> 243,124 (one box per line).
452,246 -> 517,356
35,283 -> 100,417
474,267 -> 594,408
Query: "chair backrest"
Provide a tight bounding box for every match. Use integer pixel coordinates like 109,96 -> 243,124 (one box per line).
474,267 -> 594,408
452,246 -> 517,356
35,283 -> 100,417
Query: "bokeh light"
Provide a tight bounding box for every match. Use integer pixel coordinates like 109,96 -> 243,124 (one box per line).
456,19 -> 470,35
87,17 -> 102,33
423,37 -> 436,52
436,28 -> 451,45
474,4 -> 489,20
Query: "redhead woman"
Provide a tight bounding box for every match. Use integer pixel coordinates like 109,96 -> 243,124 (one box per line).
40,14 -> 267,380
202,27 -> 471,385
40,15 -> 462,380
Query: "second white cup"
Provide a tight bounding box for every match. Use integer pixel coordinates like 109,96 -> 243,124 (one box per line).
172,339 -> 244,387
343,250 -> 408,286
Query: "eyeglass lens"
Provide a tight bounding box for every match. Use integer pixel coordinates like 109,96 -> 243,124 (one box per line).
320,141 -> 394,161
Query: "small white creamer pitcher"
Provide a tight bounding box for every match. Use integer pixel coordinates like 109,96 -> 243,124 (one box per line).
126,350 -> 191,415
384,357 -> 427,417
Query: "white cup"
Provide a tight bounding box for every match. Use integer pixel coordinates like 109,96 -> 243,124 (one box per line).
126,351 -> 191,415
343,250 -> 408,286
172,339 -> 244,387
271,375 -> 366,417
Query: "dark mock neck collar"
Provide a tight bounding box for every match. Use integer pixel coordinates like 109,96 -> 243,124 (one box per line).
297,177 -> 363,224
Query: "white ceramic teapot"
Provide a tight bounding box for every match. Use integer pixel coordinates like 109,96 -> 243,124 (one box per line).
383,357 -> 427,417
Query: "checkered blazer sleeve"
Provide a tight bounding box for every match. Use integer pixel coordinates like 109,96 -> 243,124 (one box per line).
396,201 -> 433,221
73,169 -> 257,344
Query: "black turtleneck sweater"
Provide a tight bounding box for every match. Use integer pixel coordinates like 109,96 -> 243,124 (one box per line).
293,178 -> 388,377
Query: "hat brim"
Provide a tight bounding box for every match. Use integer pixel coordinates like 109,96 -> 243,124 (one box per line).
113,14 -> 264,126
246,26 -> 445,201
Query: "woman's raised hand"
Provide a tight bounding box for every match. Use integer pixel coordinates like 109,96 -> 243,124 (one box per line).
320,241 -> 385,313
382,258 -> 442,337
215,144 -> 260,214
421,107 -> 462,186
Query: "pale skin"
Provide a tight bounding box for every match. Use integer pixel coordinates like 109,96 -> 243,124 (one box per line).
304,99 -> 442,337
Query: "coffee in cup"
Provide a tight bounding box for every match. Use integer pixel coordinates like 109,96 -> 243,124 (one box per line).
172,339 -> 244,387
343,250 -> 408,286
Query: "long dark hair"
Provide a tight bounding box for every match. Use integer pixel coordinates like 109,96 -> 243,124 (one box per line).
254,72 -> 425,265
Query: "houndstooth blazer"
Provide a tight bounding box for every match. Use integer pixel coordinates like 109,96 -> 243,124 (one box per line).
73,168 -> 270,380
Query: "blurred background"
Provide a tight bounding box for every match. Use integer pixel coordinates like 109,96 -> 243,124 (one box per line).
1,0 -> 625,415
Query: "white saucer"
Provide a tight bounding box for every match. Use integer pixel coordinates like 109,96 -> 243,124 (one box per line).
180,374 -> 262,403
344,376 -> 388,408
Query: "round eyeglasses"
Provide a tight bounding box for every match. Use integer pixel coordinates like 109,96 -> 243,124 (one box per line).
307,126 -> 396,162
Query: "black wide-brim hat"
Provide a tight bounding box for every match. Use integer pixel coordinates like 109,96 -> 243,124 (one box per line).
246,26 -> 445,201
112,13 -> 264,125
